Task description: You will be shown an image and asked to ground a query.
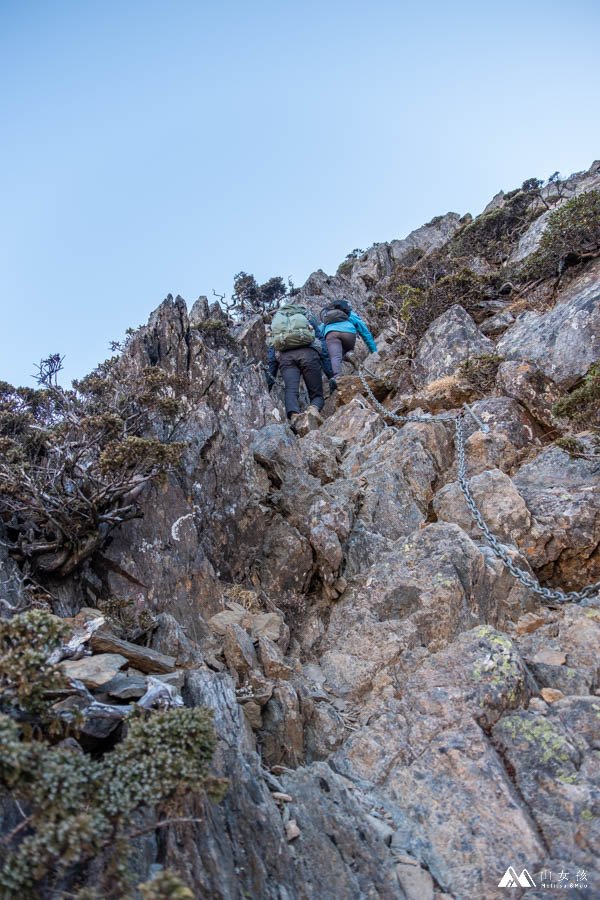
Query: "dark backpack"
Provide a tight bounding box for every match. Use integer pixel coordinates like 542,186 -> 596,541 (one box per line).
320,304 -> 350,325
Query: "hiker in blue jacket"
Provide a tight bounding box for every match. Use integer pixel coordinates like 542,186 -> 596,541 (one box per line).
320,300 -> 377,376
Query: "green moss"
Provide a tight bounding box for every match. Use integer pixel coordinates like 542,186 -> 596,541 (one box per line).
500,715 -> 572,767
475,626 -> 513,649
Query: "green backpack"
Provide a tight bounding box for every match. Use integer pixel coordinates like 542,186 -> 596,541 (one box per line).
271,305 -> 315,350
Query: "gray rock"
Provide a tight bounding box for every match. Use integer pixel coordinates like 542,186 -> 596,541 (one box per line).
512,443 -> 600,590
102,672 -> 147,700
445,396 -> 543,479
331,628 -> 544,899
52,695 -> 127,741
303,698 -> 346,762
497,259 -> 600,387
89,632 -> 177,674
300,431 -> 344,484
260,681 -> 304,768
492,699 -> 600,873
496,359 -> 562,428
412,305 -> 495,388
257,635 -> 293,680
480,308 -> 515,337
279,762 -> 403,898
434,468 -> 552,566
321,523 -> 535,700
60,653 -> 128,688
223,623 -> 259,678
395,862 -> 435,900
150,612 -> 206,666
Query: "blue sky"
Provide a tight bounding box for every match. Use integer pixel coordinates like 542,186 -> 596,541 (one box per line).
1,0 -> 599,386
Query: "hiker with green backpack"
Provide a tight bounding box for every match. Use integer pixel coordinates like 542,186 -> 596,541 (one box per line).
320,299 -> 377,376
269,301 -> 328,426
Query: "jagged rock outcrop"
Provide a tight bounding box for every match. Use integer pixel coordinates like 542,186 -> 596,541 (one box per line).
3,163 -> 600,899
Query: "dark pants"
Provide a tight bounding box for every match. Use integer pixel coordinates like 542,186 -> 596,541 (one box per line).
278,346 -> 324,417
325,331 -> 356,376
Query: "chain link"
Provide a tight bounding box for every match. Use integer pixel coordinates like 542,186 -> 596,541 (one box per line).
357,367 -> 600,605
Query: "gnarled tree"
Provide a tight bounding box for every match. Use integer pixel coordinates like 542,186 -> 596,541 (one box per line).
0,357 -> 190,581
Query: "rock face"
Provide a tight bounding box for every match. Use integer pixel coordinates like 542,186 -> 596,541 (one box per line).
4,163 -> 600,899
412,305 -> 495,388
497,259 -> 600,387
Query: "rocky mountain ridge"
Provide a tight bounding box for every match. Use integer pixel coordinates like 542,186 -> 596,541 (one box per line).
1,161 -> 600,899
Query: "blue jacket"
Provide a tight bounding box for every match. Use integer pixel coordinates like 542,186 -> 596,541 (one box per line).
322,311 -> 377,353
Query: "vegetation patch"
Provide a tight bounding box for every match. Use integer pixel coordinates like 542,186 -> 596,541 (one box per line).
458,354 -> 504,395
450,187 -> 538,264
370,263 -> 499,345
0,610 -> 222,898
519,190 -> 600,282
552,362 -> 600,428
0,362 -> 189,581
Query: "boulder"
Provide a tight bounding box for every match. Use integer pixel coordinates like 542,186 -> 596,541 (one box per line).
223,623 -> 258,678
433,468 -> 552,567
515,605 -> 600,695
300,431 -> 345,484
479,308 -> 515,337
492,699 -> 600,875
412,305 -> 495,389
497,259 -> 600,388
257,635 -> 293,680
260,681 -> 304,768
321,523 -> 535,700
102,672 -> 147,700
496,359 -> 562,428
60,653 -> 128,688
331,628 -> 545,898
90,632 -> 176,674
292,406 -> 323,437
512,444 -> 600,590
449,397 -> 543,479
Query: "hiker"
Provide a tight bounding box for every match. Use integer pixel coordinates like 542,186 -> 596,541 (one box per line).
269,301 -> 328,425
320,300 -> 377,376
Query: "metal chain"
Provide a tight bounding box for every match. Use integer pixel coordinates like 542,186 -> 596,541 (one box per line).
357,370 -> 456,424
358,367 -> 600,605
